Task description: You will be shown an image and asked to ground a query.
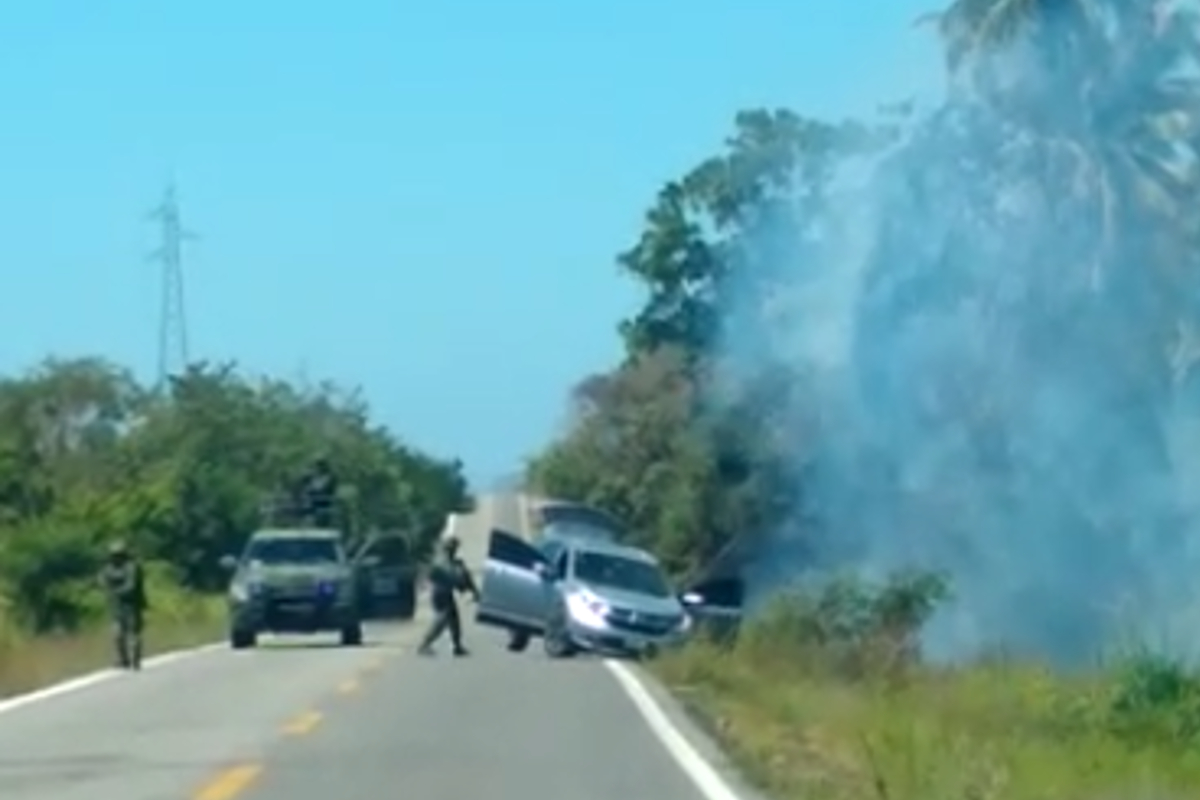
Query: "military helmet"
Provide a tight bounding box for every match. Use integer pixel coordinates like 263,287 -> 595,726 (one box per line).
108,539 -> 129,556
441,533 -> 460,550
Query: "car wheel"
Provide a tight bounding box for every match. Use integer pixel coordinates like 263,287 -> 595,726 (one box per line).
230,628 -> 257,650
507,630 -> 530,652
542,613 -> 576,659
397,579 -> 417,620
340,622 -> 364,646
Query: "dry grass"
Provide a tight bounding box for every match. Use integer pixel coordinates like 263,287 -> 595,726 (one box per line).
0,597 -> 225,698
653,584 -> 1200,800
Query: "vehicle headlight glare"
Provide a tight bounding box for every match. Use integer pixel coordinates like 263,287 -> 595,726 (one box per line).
566,591 -> 609,627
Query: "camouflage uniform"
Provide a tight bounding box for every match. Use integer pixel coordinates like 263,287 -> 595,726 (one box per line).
99,541 -> 147,670
301,458 -> 338,527
418,535 -> 479,656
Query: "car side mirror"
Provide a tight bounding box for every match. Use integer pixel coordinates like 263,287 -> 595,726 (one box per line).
219,555 -> 238,571
680,591 -> 704,606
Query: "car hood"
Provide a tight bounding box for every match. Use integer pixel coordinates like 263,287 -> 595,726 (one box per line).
243,563 -> 349,585
577,584 -> 683,616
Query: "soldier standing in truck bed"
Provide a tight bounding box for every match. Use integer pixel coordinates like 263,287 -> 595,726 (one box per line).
301,457 -> 338,527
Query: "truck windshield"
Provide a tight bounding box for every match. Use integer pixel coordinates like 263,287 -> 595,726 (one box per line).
245,537 -> 341,565
573,551 -> 672,598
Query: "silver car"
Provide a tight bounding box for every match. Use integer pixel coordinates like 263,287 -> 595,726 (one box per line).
475,529 -> 741,658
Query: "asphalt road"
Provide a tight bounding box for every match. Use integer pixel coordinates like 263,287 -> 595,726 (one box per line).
0,494 -> 727,800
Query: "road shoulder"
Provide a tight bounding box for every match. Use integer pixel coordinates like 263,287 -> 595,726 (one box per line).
605,658 -> 769,800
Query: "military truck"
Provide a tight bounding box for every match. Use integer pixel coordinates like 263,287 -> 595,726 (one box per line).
220,527 -> 378,649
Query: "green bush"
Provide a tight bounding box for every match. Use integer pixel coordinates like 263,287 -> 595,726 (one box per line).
0,519 -> 101,631
1106,651 -> 1200,747
734,570 -> 951,679
740,572 -> 1200,751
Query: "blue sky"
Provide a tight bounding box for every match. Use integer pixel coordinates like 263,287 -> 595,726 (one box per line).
0,0 -> 940,485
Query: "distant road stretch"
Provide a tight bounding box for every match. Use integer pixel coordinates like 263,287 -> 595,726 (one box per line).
0,494 -> 744,800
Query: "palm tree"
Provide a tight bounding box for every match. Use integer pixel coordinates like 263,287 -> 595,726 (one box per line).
893,1 -> 1200,654
919,0 -> 1199,365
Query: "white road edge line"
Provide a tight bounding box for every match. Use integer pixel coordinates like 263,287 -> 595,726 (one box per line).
0,642 -> 221,717
604,658 -> 744,800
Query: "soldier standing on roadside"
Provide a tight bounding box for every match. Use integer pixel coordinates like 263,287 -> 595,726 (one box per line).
99,540 -> 148,670
417,534 -> 479,657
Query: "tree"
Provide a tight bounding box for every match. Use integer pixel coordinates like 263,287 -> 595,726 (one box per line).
922,0 -> 1200,294
528,0 -> 1200,661
617,109 -> 879,365
530,109 -> 861,579
0,357 -> 470,632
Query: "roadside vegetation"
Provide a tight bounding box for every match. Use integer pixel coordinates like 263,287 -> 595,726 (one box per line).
0,358 -> 469,695
657,577 -> 1200,799
525,1 -> 1200,797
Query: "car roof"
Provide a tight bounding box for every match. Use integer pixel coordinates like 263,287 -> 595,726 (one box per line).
534,500 -> 624,529
540,520 -> 618,542
249,527 -> 342,541
564,537 -> 656,564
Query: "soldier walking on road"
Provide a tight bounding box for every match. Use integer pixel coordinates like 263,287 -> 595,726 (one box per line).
417,534 -> 479,657
99,540 -> 148,670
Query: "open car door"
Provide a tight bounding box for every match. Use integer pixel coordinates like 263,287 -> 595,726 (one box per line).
353,533 -> 417,620
476,529 -> 549,631
681,575 -> 745,642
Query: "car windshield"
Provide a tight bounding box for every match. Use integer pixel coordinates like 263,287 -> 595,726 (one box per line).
543,521 -> 617,542
572,551 -> 672,598
245,537 -> 341,565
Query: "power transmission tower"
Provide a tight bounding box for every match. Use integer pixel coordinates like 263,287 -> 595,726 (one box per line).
147,182 -> 198,388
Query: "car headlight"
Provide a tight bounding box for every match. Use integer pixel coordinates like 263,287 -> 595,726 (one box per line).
565,590 -> 609,627
232,580 -> 267,601
317,579 -> 352,602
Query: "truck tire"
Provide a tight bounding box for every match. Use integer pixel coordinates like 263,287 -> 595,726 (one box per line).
230,627 -> 257,650
340,622 -> 364,646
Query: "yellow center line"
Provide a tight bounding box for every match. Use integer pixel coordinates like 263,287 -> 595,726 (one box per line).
280,709 -> 323,735
194,764 -> 261,800
336,678 -> 359,694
